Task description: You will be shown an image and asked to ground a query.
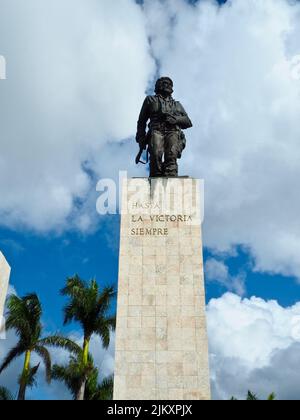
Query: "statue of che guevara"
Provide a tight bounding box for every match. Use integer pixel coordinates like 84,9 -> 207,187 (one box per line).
135,77 -> 193,178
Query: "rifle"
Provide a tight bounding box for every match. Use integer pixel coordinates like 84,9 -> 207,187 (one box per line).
135,136 -> 149,165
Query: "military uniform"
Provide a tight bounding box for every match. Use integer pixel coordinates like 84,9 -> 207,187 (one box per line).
136,94 -> 193,177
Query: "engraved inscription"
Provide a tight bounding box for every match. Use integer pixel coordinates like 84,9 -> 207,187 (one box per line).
130,204 -> 193,236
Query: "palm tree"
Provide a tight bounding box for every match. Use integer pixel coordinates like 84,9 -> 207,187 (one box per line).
231,391 -> 276,400
246,391 -> 259,400
87,375 -> 114,401
52,354 -> 85,400
52,352 -> 114,400
0,294 -> 80,400
61,275 -> 116,400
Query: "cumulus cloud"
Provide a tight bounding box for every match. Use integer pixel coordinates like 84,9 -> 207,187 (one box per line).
1,0 -> 300,281
207,292 -> 300,400
2,289 -> 300,400
0,0 -> 154,233
143,0 -> 300,280
205,258 -> 246,295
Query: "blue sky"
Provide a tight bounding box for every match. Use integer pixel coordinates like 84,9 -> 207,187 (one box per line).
1,222 -> 299,336
0,0 -> 298,324
1,0 -> 300,400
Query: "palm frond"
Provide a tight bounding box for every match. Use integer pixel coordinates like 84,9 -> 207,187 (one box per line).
95,319 -> 115,349
52,360 -> 83,400
5,295 -> 32,338
105,316 -> 116,331
96,286 -> 116,317
51,364 -> 69,382
34,346 -> 51,383
5,294 -> 42,344
19,364 -> 40,389
247,391 -> 259,400
100,327 -> 111,349
61,275 -> 86,297
0,386 -> 14,401
39,335 -> 82,356
61,277 -> 116,351
0,344 -> 25,374
94,376 -> 114,401
62,302 -> 82,326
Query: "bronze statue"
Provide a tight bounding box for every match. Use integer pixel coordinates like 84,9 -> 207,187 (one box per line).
136,77 -> 193,177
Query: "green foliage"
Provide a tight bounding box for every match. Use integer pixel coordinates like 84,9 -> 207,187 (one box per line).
87,375 -> 114,401
0,277 -> 116,400
247,391 -> 259,400
5,294 -> 42,348
231,391 -> 276,401
61,275 -> 116,345
52,352 -> 113,400
39,336 -> 82,356
52,354 -> 87,400
60,275 -> 116,399
18,364 -> 40,389
0,293 -> 79,400
0,386 -> 14,401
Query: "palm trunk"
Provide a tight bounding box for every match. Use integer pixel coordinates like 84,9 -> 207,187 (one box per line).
76,338 -> 90,401
17,381 -> 27,401
76,380 -> 86,401
18,350 -> 31,401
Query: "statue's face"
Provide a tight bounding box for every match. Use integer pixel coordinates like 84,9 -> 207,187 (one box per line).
156,78 -> 173,96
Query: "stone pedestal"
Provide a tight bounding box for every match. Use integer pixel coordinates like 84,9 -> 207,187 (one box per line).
0,251 -> 10,322
114,178 -> 211,400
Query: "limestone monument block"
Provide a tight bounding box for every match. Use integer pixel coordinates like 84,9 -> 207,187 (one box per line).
114,177 -> 211,400
0,251 -> 10,324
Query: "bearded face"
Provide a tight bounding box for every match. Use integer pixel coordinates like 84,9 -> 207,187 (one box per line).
155,77 -> 174,96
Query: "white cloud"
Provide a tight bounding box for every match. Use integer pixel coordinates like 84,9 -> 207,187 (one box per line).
143,0 -> 300,280
0,0 -> 155,233
205,258 -> 246,295
33,294 -> 300,401
2,289 -> 300,400
207,292 -> 300,400
1,0 -> 300,281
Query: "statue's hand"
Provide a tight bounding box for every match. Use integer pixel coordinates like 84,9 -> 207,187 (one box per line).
165,115 -> 178,125
137,135 -> 147,149
136,134 -> 145,144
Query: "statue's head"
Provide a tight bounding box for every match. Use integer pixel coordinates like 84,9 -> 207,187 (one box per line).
155,77 -> 174,96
